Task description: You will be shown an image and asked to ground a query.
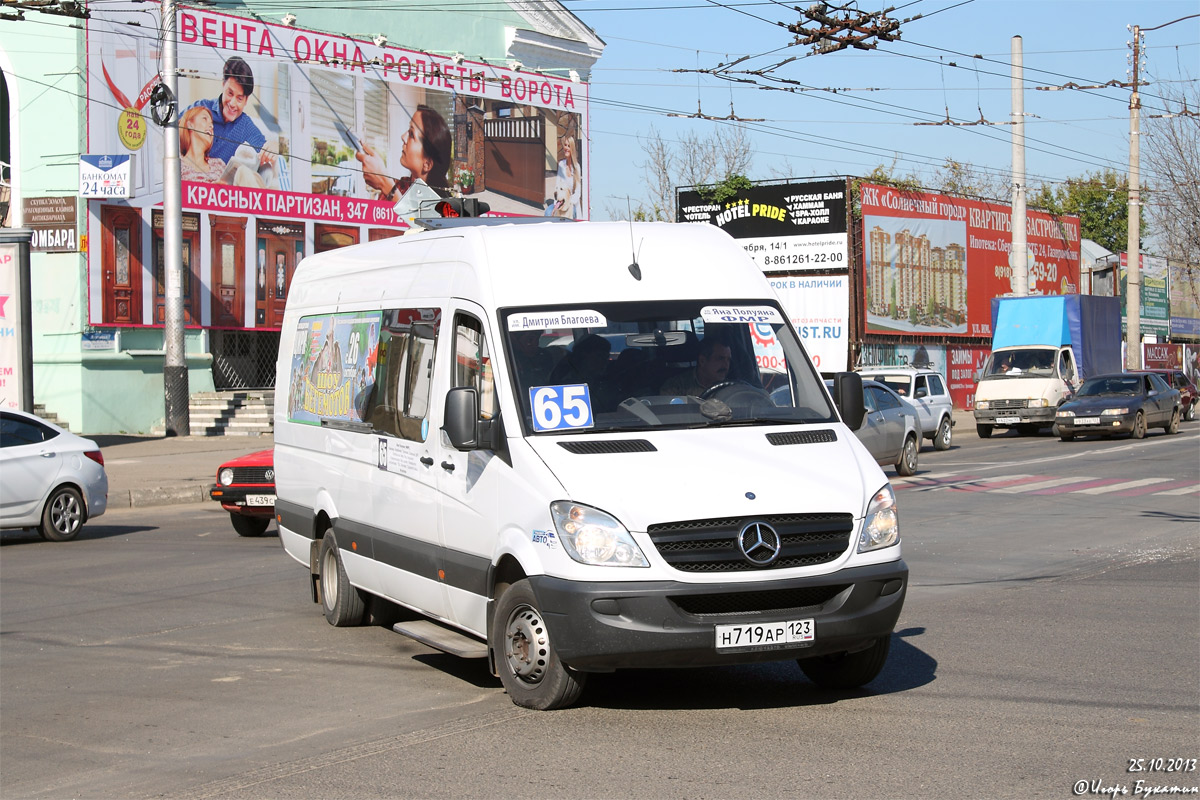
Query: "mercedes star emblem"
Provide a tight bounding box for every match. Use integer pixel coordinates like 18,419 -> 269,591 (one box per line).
737,522 -> 781,566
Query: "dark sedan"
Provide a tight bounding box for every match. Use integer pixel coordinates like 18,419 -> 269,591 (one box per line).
1055,372 -> 1181,441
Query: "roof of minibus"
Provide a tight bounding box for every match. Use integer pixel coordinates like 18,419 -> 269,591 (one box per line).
288,221 -> 773,313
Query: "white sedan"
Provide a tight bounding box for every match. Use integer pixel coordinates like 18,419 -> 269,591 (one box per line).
1,409 -> 108,541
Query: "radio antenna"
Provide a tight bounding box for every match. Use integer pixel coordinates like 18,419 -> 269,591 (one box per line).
626,196 -> 642,281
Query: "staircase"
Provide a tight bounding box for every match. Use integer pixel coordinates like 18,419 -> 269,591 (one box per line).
188,391 -> 274,436
33,404 -> 71,432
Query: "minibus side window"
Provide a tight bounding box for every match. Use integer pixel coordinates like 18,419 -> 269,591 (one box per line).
454,313 -> 495,421
368,308 -> 439,442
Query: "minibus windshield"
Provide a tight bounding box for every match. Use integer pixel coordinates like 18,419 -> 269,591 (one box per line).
502,300 -> 837,435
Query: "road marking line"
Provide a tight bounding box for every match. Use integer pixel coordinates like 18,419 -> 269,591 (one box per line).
1075,477 -> 1173,495
992,476 -> 1097,493
1117,480 -> 1200,497
948,474 -> 1040,492
1027,477 -> 1134,495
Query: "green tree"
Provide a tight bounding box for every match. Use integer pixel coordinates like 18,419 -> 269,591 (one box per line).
1032,169 -> 1144,253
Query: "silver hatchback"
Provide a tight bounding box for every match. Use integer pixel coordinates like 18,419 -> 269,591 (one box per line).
859,366 -> 955,450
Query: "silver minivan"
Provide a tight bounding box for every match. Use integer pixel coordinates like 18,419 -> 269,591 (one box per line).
858,366 -> 955,450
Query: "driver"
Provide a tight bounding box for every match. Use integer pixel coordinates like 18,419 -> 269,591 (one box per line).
661,337 -> 732,397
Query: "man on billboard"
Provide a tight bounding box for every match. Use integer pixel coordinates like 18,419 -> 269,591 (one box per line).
186,56 -> 277,184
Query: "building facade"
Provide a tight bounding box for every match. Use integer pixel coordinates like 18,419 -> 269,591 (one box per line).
1,0 -> 602,433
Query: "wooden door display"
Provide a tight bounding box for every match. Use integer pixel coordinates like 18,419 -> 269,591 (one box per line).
314,223 -> 359,254
152,210 -> 201,325
483,114 -> 545,206
101,205 -> 143,325
368,228 -> 403,242
210,215 -> 246,328
255,219 -> 305,329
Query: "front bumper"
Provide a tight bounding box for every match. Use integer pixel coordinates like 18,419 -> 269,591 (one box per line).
209,485 -> 276,516
1057,415 -> 1135,435
528,560 -> 907,672
974,406 -> 1056,425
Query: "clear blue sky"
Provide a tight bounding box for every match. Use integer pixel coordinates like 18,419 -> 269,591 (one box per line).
570,0 -> 1199,219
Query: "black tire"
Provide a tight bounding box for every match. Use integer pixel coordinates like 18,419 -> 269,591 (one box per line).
319,532 -> 365,627
895,434 -> 918,477
1059,432 -> 1075,442
976,423 -> 993,439
798,635 -> 891,690
1131,410 -> 1147,440
40,486 -> 84,541
1166,407 -> 1180,435
492,580 -> 585,710
933,416 -> 952,451
1186,403 -> 1196,422
230,513 -> 270,537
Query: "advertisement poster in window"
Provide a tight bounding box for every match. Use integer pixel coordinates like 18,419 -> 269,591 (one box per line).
860,183 -> 1081,338
767,275 -> 849,372
84,3 -> 589,330
287,311 -> 382,425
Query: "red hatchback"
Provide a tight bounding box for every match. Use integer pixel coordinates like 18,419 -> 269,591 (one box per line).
1139,369 -> 1197,422
209,449 -> 275,536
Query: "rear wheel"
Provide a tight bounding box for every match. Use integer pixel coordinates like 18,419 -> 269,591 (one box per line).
976,424 -> 993,439
319,532 -> 365,626
798,635 -> 891,689
1166,407 -> 1180,435
1186,402 -> 1196,422
933,416 -> 952,450
492,580 -> 585,710
230,513 -> 270,537
896,434 -> 918,477
1131,411 -> 1147,440
40,486 -> 84,541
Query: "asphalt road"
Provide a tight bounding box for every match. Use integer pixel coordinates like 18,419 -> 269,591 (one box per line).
2,426 -> 1197,799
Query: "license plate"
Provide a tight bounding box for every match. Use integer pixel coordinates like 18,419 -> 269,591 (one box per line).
245,494 -> 275,506
1073,417 -> 1101,425
715,619 -> 814,650
995,415 -> 1021,424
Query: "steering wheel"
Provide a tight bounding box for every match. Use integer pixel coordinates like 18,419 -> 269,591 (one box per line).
700,380 -> 772,404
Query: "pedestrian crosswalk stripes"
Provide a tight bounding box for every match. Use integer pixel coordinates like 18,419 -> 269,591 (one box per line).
893,473 -> 1199,497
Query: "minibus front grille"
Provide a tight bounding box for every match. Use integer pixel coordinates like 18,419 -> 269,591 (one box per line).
990,399 -> 1029,410
557,440 -> 657,454
647,513 -> 853,572
765,430 -> 837,446
671,584 -> 849,617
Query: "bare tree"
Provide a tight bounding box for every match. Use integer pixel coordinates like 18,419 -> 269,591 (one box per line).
610,124 -> 755,220
933,158 -> 1011,203
1144,83 -> 1200,267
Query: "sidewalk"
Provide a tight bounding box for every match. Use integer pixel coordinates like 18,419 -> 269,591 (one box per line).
91,433 -> 273,509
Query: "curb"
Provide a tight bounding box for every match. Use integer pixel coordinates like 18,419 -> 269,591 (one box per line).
118,485 -> 210,509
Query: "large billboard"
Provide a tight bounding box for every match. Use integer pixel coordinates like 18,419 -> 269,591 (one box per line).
85,4 -> 589,330
677,179 -> 849,271
860,183 -> 1081,338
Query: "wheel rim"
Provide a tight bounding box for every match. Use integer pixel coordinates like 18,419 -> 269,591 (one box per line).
51,493 -> 81,535
904,438 -> 917,471
939,420 -> 951,446
1135,412 -> 1145,437
503,603 -> 549,685
321,546 -> 339,610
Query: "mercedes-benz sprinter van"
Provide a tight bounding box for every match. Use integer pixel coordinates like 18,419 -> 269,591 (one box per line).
274,220 -> 907,709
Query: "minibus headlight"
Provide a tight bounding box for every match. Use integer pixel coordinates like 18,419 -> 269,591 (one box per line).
858,485 -> 899,553
550,502 -> 649,568
219,468 -> 234,486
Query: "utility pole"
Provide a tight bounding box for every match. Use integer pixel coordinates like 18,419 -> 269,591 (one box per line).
1125,24 -> 1143,370
161,0 -> 189,435
1010,35 -> 1028,297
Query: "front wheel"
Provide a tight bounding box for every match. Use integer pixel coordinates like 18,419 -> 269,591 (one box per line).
933,416 -> 952,450
1131,410 -> 1147,440
798,635 -> 891,689
492,580 -> 585,710
230,513 -> 270,537
319,532 -> 365,627
976,423 -> 993,439
1186,402 -> 1196,422
40,486 -> 84,541
1166,407 -> 1180,435
896,434 -> 918,477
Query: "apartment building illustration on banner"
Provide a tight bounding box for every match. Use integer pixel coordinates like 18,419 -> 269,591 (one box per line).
866,220 -> 968,334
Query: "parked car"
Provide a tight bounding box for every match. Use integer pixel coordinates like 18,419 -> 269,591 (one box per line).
1055,372 -> 1181,441
0,409 -> 108,541
858,366 -> 955,450
209,449 -> 275,536
1137,369 -> 1197,422
830,379 -> 920,476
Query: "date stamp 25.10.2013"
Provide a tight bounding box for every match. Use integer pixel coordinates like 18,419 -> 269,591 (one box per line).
1072,757 -> 1198,798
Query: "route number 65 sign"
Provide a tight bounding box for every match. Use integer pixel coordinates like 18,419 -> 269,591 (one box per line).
530,384 -> 594,432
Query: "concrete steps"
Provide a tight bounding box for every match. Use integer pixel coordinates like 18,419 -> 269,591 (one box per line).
185,391 -> 274,437
33,404 -> 71,432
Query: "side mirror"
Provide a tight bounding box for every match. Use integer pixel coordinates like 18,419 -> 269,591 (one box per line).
443,387 -> 479,450
833,372 -> 865,432
914,387 -> 928,399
